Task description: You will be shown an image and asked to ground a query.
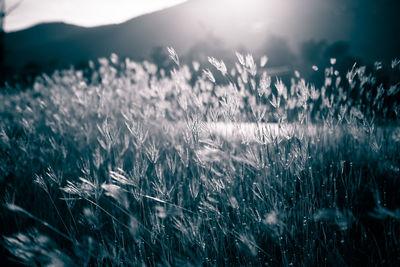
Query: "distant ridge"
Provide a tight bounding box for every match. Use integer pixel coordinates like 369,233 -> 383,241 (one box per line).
4,0 -> 400,71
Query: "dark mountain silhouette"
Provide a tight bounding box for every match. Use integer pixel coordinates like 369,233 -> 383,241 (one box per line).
3,0 -> 400,74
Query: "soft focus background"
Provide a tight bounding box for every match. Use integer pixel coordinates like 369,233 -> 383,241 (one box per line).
4,0 -> 187,31
2,0 -> 400,85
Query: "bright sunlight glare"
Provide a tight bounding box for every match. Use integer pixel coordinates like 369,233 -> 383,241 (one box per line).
4,0 -> 188,32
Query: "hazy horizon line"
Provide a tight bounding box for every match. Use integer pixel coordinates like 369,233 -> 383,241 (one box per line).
4,0 -> 188,33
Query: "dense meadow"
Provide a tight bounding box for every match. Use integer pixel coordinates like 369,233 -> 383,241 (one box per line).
1,50 -> 400,266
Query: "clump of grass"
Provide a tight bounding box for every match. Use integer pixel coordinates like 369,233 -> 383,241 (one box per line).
1,50 -> 400,266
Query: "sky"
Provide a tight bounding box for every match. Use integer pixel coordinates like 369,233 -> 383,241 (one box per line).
4,0 -> 187,32
3,0 -> 400,62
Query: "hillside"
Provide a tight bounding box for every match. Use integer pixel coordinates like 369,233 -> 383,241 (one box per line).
4,0 -> 400,71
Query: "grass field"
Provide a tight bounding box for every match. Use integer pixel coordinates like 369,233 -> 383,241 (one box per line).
1,51 -> 400,266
